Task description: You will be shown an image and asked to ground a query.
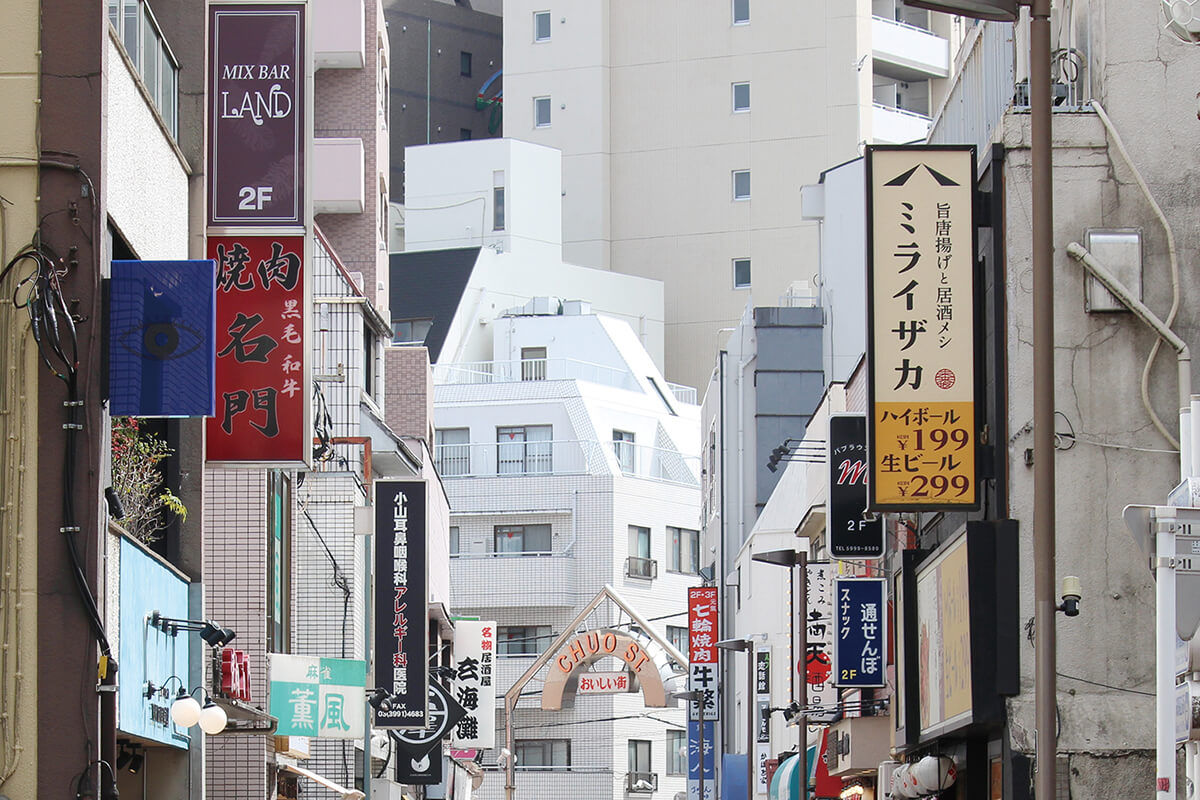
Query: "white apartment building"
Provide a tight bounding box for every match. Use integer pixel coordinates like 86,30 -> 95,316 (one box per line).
433,308 -> 703,800
501,0 -> 963,389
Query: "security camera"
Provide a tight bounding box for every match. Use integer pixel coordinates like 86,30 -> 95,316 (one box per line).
1058,575 -> 1081,617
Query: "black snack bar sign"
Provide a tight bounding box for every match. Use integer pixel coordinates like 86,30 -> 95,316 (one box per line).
828,415 -> 884,558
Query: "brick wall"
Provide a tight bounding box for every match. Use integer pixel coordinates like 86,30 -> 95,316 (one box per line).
384,346 -> 433,445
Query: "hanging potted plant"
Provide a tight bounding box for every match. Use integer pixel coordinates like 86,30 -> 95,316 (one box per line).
110,417 -> 187,543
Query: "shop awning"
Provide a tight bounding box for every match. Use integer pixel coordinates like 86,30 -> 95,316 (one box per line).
282,764 -> 365,799
769,754 -> 802,800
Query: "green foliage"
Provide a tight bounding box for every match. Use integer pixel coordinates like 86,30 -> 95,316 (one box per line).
110,417 -> 187,543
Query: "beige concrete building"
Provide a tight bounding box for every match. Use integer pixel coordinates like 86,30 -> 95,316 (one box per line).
501,0 -> 961,388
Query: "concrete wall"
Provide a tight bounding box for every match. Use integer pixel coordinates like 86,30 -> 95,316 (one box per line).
404,138 -> 562,260
383,0 -> 503,196
0,0 -> 41,795
316,0 -> 392,316
438,248 -> 668,373
502,0 -> 871,389
996,2 -> 1200,789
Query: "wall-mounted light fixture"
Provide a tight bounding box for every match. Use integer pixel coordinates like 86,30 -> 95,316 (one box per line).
145,677 -> 228,734
148,610 -> 237,647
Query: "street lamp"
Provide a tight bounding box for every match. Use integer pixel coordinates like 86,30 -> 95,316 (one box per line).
717,638 -> 755,800
750,550 -> 807,800
148,610 -> 237,647
672,690 -> 707,800
853,2 -> 1057,799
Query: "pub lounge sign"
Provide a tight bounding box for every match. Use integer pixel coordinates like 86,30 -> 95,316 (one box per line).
866,145 -> 979,511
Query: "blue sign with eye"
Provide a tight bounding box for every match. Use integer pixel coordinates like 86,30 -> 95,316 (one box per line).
832,577 -> 888,688
109,260 -> 216,417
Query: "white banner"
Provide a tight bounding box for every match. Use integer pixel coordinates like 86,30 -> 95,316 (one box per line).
451,621 -> 496,749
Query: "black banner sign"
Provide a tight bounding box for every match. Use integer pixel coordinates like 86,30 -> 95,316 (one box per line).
374,481 -> 430,728
828,415 -> 884,558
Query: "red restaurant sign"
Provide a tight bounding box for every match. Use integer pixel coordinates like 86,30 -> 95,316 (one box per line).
688,586 -> 719,721
206,235 -> 308,465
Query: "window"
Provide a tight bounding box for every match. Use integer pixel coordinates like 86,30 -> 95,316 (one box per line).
379,49 -> 390,123
733,258 -> 752,289
497,425 -> 553,473
626,525 -> 656,579
732,82 -> 750,112
628,739 -> 652,774
499,625 -> 554,656
520,347 -> 547,380
460,128 -> 473,140
493,170 -> 506,231
613,430 -> 635,473
364,328 -> 378,400
666,730 -> 686,776
107,0 -> 180,138
733,170 -> 751,200
494,524 -> 552,555
534,96 -> 552,128
534,10 -> 552,42
450,526 -> 460,555
733,0 -> 750,24
436,428 -> 471,476
392,318 -> 432,345
517,739 -> 570,767
666,625 -> 689,659
266,470 -> 292,654
668,526 -> 700,574
460,51 -> 473,77
629,525 -> 650,559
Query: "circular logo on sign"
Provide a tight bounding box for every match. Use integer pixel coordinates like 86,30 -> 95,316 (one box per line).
934,369 -> 956,390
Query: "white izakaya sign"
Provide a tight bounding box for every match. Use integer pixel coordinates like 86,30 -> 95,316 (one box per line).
806,562 -> 838,723
866,145 -> 978,511
268,654 -> 365,739
451,621 -> 496,749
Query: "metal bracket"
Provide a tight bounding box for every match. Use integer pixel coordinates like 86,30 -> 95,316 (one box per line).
1156,556 -> 1177,569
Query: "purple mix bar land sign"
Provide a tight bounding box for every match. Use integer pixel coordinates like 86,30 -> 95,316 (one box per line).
208,5 -> 305,227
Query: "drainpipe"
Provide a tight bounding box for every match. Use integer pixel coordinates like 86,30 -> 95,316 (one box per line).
1065,242 -> 1191,482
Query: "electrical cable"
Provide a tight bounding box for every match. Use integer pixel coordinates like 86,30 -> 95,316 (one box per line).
2,244 -> 111,658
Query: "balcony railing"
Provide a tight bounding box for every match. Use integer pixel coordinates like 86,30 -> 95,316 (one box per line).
625,772 -> 659,793
435,440 -> 701,486
609,441 -> 700,486
871,14 -> 950,81
666,382 -> 698,405
625,556 -> 658,580
433,357 -> 640,392
872,102 -> 932,144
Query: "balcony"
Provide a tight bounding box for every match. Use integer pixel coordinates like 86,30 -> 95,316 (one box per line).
625,772 -> 659,793
313,0 -> 364,69
435,440 -> 601,478
451,551 -> 578,608
434,357 -> 640,392
313,138 -> 364,213
434,440 -> 700,486
872,15 -> 950,82
624,556 -> 658,580
666,382 -> 697,405
872,103 -> 931,145
610,442 -> 700,487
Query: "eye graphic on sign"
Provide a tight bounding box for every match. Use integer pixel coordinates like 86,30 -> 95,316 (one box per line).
119,320 -> 207,361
